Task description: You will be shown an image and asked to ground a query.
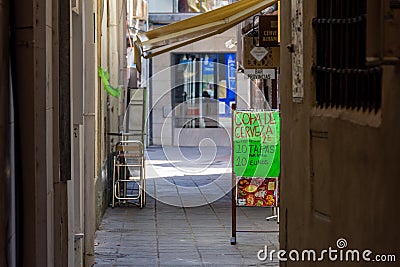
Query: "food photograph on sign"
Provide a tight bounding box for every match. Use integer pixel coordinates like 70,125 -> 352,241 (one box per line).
237,178 -> 278,207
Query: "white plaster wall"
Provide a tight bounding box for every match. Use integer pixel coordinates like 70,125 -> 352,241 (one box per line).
236,73 -> 251,109
150,27 -> 237,146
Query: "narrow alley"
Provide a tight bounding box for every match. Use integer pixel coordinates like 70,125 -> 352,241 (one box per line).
1,0 -> 400,266
94,146 -> 279,266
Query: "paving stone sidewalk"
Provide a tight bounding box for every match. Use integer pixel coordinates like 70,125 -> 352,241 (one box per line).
94,146 -> 279,267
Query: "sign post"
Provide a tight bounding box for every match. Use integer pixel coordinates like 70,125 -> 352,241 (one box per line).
231,110 -> 280,245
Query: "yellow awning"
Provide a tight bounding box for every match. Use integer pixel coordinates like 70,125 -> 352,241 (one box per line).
135,0 -> 277,67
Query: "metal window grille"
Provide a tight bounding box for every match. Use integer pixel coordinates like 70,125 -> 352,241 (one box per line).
313,0 -> 382,112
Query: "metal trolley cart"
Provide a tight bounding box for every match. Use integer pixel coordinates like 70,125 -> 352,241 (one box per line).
112,140 -> 146,208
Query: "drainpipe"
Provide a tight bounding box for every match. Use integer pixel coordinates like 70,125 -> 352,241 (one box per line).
118,0 -> 127,133
83,0 -> 97,265
108,0 -> 121,150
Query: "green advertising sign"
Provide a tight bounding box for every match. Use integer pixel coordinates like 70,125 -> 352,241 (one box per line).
233,110 -> 280,178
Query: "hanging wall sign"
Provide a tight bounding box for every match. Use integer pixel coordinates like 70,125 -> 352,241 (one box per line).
243,37 -> 280,69
244,69 -> 276,80
258,15 -> 279,47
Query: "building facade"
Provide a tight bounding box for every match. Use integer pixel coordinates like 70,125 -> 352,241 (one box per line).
148,28 -> 238,146
279,0 -> 400,265
147,0 -> 242,147
0,0 -> 134,266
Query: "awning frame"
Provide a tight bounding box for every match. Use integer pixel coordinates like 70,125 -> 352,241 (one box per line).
134,0 -> 278,71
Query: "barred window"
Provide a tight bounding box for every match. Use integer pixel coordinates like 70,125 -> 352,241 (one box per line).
313,0 -> 382,112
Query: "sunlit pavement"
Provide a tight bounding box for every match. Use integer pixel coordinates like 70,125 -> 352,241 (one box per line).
94,146 -> 279,266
